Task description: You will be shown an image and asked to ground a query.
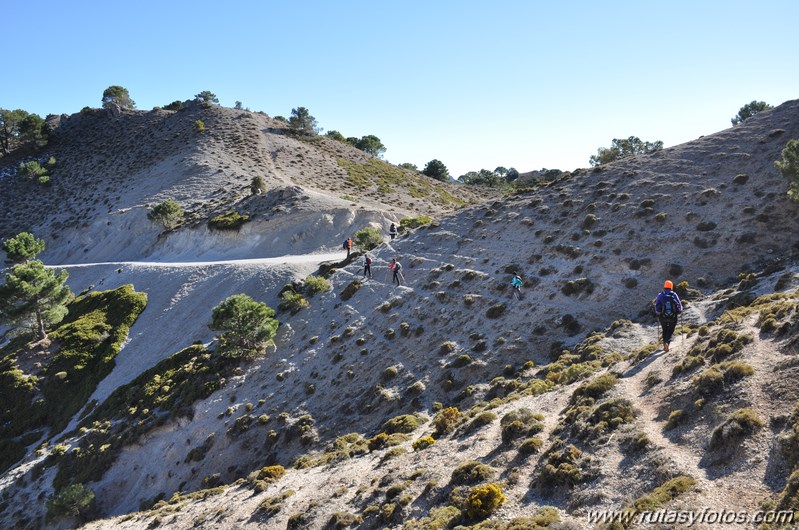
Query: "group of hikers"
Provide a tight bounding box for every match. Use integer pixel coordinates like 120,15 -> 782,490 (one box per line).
343,222 -> 683,352
356,252 -> 403,285
343,223 -> 404,286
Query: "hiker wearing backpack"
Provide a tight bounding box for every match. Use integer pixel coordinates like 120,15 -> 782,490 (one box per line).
363,254 -> 373,279
390,258 -> 403,286
343,237 -> 353,259
654,280 -> 683,352
511,274 -> 523,299
389,223 -> 398,240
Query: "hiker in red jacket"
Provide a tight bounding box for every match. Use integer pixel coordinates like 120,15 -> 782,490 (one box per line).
363,254 -> 373,279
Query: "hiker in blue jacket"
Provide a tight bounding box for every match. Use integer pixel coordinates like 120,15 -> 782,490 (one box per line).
654,280 -> 683,352
511,274 -> 523,299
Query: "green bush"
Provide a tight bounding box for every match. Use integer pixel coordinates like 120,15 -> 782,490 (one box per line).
367,432 -> 389,451
776,139 -> 799,202
46,483 -> 95,521
382,366 -> 399,380
500,408 -> 544,444
709,408 -> 764,450
466,411 -> 497,433
672,356 -> 705,376
705,329 -> 752,362
518,437 -> 544,455
557,392 -> 633,443
303,275 -> 330,296
279,291 -> 309,314
208,211 -> 250,230
439,341 -> 457,355
486,303 -> 505,319
147,199 -> 184,229
665,409 -> 687,430
451,354 -> 473,368
354,226 -> 383,250
328,512 -> 361,528
250,175 -> 266,195
633,476 -> 696,512
561,278 -> 595,296
412,436 -> 435,451
539,445 -> 583,487
451,461 -> 495,485
465,483 -> 505,520
340,280 -> 362,301
399,215 -> 433,233
210,294 -> 278,359
582,213 -> 598,228
19,160 -> 48,179
693,361 -> 754,395
570,373 -> 617,403
194,119 -> 206,132
252,465 -> 286,482
433,407 -> 463,436
382,414 -> 426,434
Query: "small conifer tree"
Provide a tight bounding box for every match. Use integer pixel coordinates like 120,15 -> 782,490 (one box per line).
776,139 -> 799,202
0,260 -> 72,340
250,175 -> 266,195
2,232 -> 45,263
210,294 -> 278,359
147,199 -> 184,229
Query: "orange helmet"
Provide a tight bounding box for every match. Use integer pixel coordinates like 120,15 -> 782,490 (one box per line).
664,280 -> 673,289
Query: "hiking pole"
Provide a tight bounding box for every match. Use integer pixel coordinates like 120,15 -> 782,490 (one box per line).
681,312 -> 684,347
656,316 -> 661,348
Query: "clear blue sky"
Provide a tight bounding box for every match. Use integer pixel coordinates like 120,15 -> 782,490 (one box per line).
3,0 -> 798,177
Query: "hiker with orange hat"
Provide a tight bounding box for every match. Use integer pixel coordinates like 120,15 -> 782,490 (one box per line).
654,280 -> 683,352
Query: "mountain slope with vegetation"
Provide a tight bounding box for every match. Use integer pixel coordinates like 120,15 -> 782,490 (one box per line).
1,98 -> 798,529
0,100 -> 489,264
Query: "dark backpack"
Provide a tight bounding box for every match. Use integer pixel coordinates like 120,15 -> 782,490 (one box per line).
662,291 -> 678,318
366,257 -> 372,265
343,241 -> 348,250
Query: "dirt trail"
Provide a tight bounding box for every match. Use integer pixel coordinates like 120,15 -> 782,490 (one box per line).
49,251 -> 345,270
611,300 -> 779,516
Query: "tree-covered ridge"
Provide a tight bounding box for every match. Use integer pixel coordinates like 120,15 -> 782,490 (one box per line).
0,109 -> 50,157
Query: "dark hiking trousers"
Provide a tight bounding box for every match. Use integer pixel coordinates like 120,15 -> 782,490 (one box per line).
660,316 -> 678,344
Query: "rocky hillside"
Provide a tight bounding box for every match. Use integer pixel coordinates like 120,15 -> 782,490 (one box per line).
1,100 -> 798,529
0,101 -> 488,264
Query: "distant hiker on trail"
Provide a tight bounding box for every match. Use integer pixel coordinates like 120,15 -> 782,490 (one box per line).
511,274 -> 523,299
343,237 -> 353,258
390,258 -> 403,286
389,223 -> 398,240
654,280 -> 683,352
363,254 -> 373,279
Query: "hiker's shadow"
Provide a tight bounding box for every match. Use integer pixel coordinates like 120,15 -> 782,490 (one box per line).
622,349 -> 666,380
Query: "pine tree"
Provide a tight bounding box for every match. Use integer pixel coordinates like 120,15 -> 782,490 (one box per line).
2,232 -> 45,263
209,294 -> 278,359
775,139 -> 799,202
0,260 -> 73,341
